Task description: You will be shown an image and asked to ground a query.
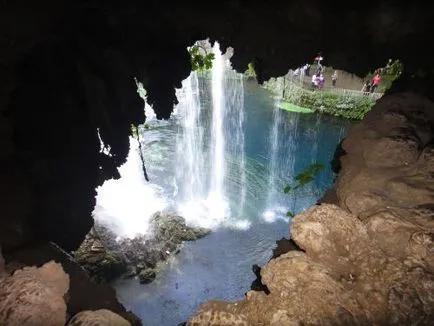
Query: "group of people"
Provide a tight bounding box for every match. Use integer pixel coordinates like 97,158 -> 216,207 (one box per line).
293,53 -> 339,90
362,73 -> 382,95
311,70 -> 338,90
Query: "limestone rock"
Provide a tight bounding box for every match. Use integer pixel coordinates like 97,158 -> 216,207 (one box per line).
67,309 -> 131,326
0,261 -> 68,326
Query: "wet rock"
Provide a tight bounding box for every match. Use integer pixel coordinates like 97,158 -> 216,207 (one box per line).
317,187 -> 339,205
249,264 -> 270,294
270,237 -> 303,260
331,139 -> 346,174
138,268 -> 157,284
74,225 -> 127,283
67,309 -> 131,326
75,212 -> 210,284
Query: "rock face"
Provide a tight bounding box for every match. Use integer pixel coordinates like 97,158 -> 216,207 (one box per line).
0,261 -> 69,326
187,92 -> 434,325
67,309 -> 131,326
3,243 -> 141,326
74,212 -> 210,284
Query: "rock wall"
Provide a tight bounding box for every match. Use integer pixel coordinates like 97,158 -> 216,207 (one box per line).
0,255 -> 135,325
187,93 -> 434,325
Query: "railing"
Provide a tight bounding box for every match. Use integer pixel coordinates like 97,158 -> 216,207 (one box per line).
283,74 -> 383,100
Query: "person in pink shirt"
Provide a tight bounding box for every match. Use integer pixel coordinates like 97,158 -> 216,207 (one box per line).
371,73 -> 381,93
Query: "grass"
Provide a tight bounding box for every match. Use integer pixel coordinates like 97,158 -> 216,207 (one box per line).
278,101 -> 315,114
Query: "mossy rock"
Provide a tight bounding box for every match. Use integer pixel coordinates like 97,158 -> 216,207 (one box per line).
138,268 -> 156,284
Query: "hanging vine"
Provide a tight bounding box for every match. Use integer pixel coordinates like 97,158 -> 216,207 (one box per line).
131,124 -> 149,182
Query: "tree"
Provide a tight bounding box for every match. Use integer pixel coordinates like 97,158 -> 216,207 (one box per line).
245,62 -> 257,78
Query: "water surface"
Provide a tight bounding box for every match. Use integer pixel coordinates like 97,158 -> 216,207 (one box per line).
110,77 -> 350,325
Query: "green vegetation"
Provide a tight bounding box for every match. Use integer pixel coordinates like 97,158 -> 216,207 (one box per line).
369,59 -> 404,93
130,124 -> 138,138
278,101 -> 315,114
188,45 -> 215,71
245,62 -> 257,78
284,163 -> 325,217
264,80 -> 376,120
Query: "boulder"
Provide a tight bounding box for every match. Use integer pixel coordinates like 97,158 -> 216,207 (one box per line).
0,261 -> 69,326
138,268 -> 157,284
67,309 -> 131,326
75,212 -> 210,284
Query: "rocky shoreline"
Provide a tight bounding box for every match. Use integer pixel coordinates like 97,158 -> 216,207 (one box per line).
187,92 -> 434,325
74,212 -> 210,284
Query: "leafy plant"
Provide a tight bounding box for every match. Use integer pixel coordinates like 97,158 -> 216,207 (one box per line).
379,59 -> 403,92
130,124 -> 138,138
245,62 -> 257,78
284,163 -> 324,217
188,45 -> 215,71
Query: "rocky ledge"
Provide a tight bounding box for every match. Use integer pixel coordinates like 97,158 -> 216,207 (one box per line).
187,92 -> 434,325
74,212 -> 210,284
0,247 -> 140,325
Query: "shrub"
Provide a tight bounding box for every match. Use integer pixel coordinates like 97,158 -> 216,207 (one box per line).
264,79 -> 377,120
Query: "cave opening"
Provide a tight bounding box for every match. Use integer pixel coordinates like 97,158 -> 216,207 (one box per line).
78,40 -> 392,325
1,2 -> 434,324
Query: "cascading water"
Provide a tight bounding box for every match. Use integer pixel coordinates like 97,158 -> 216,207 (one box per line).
174,72 -> 205,204
207,42 -> 228,222
102,47 -> 351,325
264,99 -> 281,218
172,41 -> 247,229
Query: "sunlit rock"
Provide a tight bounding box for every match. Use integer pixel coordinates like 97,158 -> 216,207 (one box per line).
67,309 -> 131,326
0,261 -> 69,326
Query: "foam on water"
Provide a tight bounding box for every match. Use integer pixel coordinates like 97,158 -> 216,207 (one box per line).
93,137 -> 168,237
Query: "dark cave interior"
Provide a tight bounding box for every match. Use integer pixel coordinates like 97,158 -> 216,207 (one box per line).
1,1 -> 434,324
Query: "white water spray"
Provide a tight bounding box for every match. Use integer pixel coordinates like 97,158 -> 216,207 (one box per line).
93,137 -> 168,237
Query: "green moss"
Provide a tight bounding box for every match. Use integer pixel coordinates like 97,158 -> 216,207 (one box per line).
138,268 -> 157,284
278,101 -> 315,113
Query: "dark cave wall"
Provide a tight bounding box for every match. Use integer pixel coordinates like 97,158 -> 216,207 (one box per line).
1,0 -> 434,252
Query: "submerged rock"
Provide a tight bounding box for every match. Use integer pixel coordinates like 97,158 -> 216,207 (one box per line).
74,212 -> 210,284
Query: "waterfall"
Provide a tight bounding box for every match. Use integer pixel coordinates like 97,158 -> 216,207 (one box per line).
94,41 -> 249,236
263,103 -> 301,222
224,68 -> 246,218
175,72 -> 205,202
207,42 -> 227,220
175,42 -> 247,229
93,137 -> 168,237
265,100 -> 281,208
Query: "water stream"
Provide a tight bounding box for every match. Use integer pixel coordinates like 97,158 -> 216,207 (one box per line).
94,43 -> 351,325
